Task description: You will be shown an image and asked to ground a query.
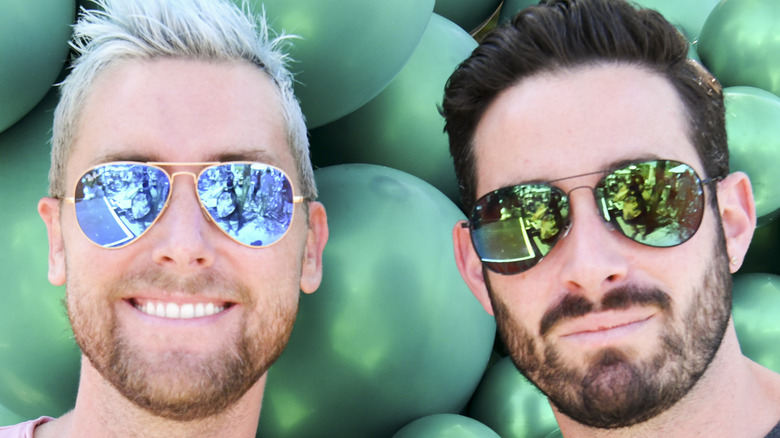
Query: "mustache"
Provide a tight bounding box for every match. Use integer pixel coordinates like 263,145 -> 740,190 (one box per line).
108,268 -> 249,303
539,286 -> 671,336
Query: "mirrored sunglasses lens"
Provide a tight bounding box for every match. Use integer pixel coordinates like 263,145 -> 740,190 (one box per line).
471,184 -> 569,274
198,163 -> 295,247
74,164 -> 170,247
597,160 -> 704,247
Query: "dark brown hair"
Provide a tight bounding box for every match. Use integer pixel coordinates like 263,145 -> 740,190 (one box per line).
441,0 -> 726,213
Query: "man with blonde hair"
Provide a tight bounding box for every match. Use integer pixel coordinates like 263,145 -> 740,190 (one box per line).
1,0 -> 328,436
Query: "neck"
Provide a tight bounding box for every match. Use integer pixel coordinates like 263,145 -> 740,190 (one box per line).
36,356 -> 266,438
554,320 -> 780,438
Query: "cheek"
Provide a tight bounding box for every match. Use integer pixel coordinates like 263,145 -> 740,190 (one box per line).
59,208 -> 111,266
239,241 -> 305,301
640,236 -> 713,290
63,246 -> 119,308
63,254 -> 117,354
64,238 -> 122,279
487,273 -> 548,333
60,211 -> 81,247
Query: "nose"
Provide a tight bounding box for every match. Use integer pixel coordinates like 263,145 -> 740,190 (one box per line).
149,173 -> 216,273
555,188 -> 630,300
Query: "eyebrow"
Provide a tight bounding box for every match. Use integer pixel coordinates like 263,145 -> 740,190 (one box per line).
209,149 -> 279,164
91,152 -> 154,164
601,155 -> 660,174
89,148 -> 280,167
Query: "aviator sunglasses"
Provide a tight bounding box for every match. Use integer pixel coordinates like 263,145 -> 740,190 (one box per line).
64,161 -> 303,248
465,159 -> 721,275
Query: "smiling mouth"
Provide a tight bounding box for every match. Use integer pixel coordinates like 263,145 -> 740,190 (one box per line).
130,299 -> 232,319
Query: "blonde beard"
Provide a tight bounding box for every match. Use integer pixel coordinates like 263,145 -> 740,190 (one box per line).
66,267 -> 298,421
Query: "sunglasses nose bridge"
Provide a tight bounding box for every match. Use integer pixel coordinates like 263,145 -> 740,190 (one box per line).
565,184 -> 595,197
168,170 -> 199,185
161,170 -> 211,218
565,184 -> 598,215
166,171 -> 202,199
564,184 -> 614,230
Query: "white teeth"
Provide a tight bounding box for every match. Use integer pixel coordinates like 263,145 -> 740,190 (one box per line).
135,301 -> 226,319
165,303 -> 179,318
180,303 -> 194,319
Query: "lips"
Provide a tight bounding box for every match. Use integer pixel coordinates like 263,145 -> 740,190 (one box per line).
570,318 -> 647,336
558,310 -> 656,340
130,299 -> 231,319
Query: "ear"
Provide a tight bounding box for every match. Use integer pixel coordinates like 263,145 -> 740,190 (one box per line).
453,221 -> 494,316
716,171 -> 756,273
299,201 -> 328,294
38,197 -> 67,286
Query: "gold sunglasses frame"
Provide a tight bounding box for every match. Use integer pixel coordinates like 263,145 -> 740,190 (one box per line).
63,161 -> 304,249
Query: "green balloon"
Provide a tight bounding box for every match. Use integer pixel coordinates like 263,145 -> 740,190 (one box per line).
732,273 -> 780,374
469,357 -> 558,438
0,0 -> 74,133
498,0 -> 538,24
433,0 -> 502,33
687,41 -> 701,63
723,86 -> 780,225
76,0 -> 102,11
741,219 -> 780,276
310,14 -> 477,203
393,414 -> 500,438
245,0 -> 435,128
0,90 -> 80,418
698,0 -> 780,97
0,403 -> 26,427
631,0 -> 720,41
259,164 -> 496,437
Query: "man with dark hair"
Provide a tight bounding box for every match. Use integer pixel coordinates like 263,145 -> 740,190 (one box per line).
441,0 -> 780,436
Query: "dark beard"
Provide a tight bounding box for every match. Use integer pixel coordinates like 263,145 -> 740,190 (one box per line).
487,243 -> 732,428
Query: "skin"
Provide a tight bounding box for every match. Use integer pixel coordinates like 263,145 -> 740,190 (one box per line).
37,58 -> 328,438
453,64 -> 780,437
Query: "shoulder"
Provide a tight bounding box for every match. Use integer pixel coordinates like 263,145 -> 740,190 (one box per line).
0,417 -> 53,438
749,360 -> 780,438
752,360 -> 780,403
766,421 -> 780,438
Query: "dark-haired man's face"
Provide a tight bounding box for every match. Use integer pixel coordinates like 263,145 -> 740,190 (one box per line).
458,64 -> 732,428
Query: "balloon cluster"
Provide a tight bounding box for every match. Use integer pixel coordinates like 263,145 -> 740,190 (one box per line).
0,0 -> 778,436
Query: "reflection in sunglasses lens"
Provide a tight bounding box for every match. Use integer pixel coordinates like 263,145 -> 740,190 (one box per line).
73,163 -> 296,248
470,183 -> 570,275
597,161 -> 703,248
198,163 -> 294,247
74,164 -> 170,248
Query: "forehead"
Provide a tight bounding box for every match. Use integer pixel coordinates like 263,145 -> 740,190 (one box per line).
472,64 -> 701,195
67,58 -> 291,183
